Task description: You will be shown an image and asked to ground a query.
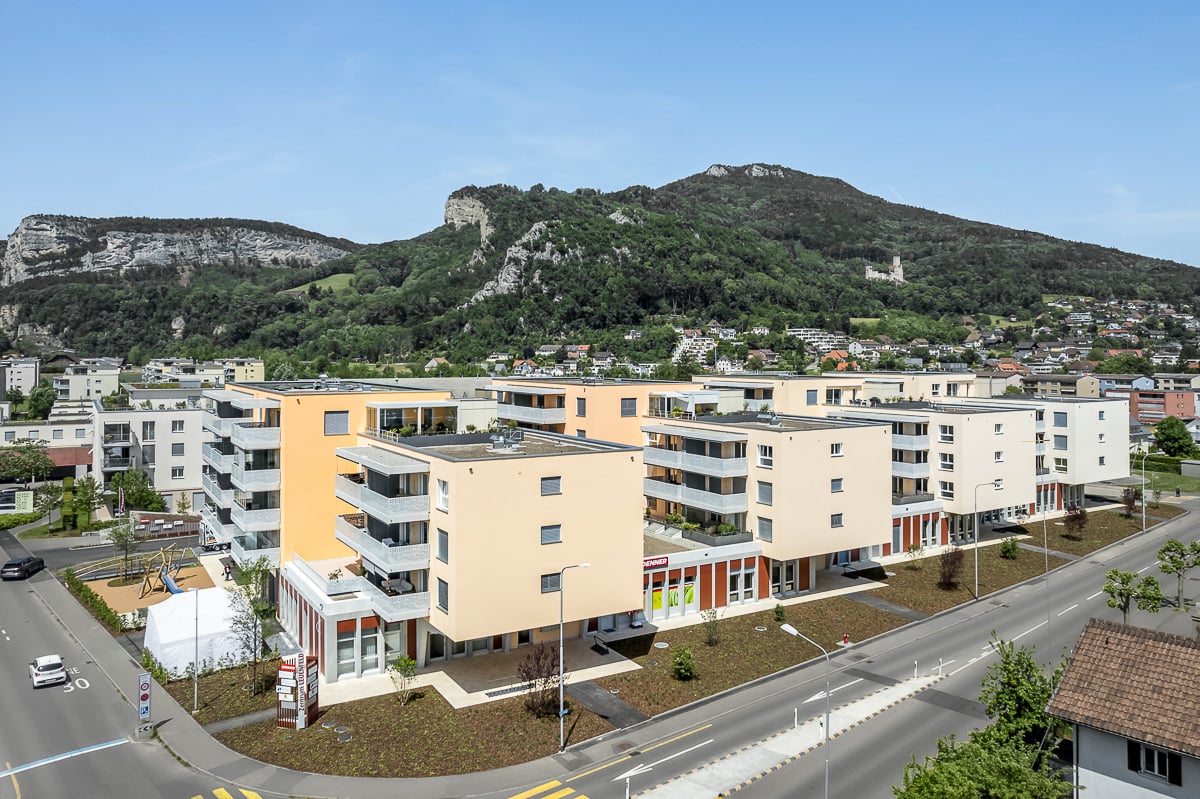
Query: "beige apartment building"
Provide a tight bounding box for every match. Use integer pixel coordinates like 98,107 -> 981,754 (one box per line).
696,371 -> 976,414
491,376 -> 686,443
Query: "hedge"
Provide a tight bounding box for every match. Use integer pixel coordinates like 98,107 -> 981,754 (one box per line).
61,568 -> 126,632
1132,455 -> 1183,475
0,512 -> 41,530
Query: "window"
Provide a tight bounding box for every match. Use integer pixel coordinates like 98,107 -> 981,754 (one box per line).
142,421 -> 156,441
757,481 -> 773,505
830,442 -> 843,457
142,445 -> 155,465
994,450 -> 1003,463
806,389 -> 818,405
1052,411 -> 1067,427
540,476 -> 562,496
1099,456 -> 1106,466
1054,458 -> 1068,473
3,431 -> 13,442
171,443 -> 185,457
931,384 -> 941,397
1099,410 -> 1106,421
1035,409 -> 1044,422
993,479 -> 1004,489
757,445 -> 773,468
171,419 -> 185,433
75,428 -> 86,439
576,429 -> 586,438
1098,433 -> 1105,443
1128,740 -> 1182,785
939,453 -> 954,471
436,578 -> 448,612
171,467 -> 184,479
825,388 -> 842,405
831,478 -> 844,493
540,524 -> 561,545
576,397 -> 586,417
437,529 -> 448,562
757,517 -> 773,542
324,410 -> 350,436
436,479 -> 449,512
938,425 -> 954,443
52,429 -> 63,440
830,513 -> 844,528
540,573 -> 561,593
1053,435 -> 1067,450
939,481 -> 955,499
993,423 -> 1003,434
620,398 -> 637,417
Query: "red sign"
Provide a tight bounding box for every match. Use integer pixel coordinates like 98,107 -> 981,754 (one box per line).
643,556 -> 669,570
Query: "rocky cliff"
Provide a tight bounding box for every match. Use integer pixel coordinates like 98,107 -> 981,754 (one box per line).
0,215 -> 358,286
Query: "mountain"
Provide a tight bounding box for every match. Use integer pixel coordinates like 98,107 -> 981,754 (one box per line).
0,164 -> 1196,361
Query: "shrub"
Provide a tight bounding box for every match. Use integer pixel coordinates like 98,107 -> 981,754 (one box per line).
715,522 -> 740,535
0,512 -> 41,530
516,643 -> 560,717
665,512 -> 684,526
62,568 -> 126,631
701,608 -> 720,646
672,647 -> 697,681
938,547 -> 965,590
141,648 -> 169,685
905,543 -> 924,570
774,603 -> 786,622
1063,504 -> 1089,539
999,537 -> 1020,560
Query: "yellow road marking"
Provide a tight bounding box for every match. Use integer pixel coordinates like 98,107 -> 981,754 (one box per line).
239,791 -> 263,799
6,762 -> 20,799
508,780 -> 563,799
213,790 -> 235,799
566,723 -> 714,782
542,789 -> 575,799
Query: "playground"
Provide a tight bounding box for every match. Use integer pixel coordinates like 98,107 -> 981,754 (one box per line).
82,545 -> 218,615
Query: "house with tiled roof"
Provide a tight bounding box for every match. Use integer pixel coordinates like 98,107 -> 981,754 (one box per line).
1047,619 -> 1200,797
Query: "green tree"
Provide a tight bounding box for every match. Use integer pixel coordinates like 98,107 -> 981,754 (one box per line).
6,387 -> 24,405
26,384 -> 56,420
107,470 -> 166,511
1103,568 -> 1164,624
388,655 -> 418,707
0,439 -> 55,484
979,636 -> 1065,747
1157,538 -> 1200,611
175,491 -> 191,515
105,516 -> 140,578
72,475 -> 102,526
34,482 -> 63,529
1153,416 -> 1196,457
227,556 -> 275,695
1062,504 -> 1088,540
895,734 -> 1070,799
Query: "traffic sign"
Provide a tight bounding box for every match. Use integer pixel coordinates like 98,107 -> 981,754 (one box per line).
137,672 -> 152,721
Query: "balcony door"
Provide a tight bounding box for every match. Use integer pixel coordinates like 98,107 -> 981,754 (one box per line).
771,559 -> 799,596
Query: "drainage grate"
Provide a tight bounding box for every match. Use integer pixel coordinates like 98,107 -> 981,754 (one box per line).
485,681 -> 534,698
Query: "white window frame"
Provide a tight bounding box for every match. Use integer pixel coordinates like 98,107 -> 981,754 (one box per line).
171,419 -> 185,433
757,444 -> 774,468
830,442 -> 843,457
939,425 -> 954,443
757,481 -> 773,505
757,516 -> 773,542
540,476 -> 562,496
171,466 -> 184,479
939,481 -> 955,500
994,423 -> 1003,434
994,450 -> 1003,463
939,452 -> 954,471
436,479 -> 449,512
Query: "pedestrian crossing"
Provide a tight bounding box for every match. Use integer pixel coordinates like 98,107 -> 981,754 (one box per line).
190,789 -> 262,799
507,779 -> 590,799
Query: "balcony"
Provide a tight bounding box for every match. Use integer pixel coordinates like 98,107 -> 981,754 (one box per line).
359,486 -> 429,524
642,448 -> 748,478
643,477 -> 748,514
231,501 -> 281,532
231,462 -> 281,491
497,403 -> 567,426
892,492 -> 936,506
292,554 -> 368,596
231,537 -> 280,568
334,515 -> 431,572
102,428 -> 132,447
201,505 -> 236,542
891,460 -> 931,480
890,434 -> 930,450
334,473 -> 366,505
202,474 -> 233,506
102,456 -> 133,471
231,422 -> 280,450
202,443 -> 234,472
363,580 -> 430,622
202,410 -> 240,438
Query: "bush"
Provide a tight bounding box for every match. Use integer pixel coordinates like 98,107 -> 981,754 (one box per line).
142,648 -> 169,685
774,603 -> 786,622
938,547 -> 965,589
0,512 -> 41,530
999,537 -> 1020,560
672,647 -> 697,681
62,568 -> 126,632
516,643 -> 560,717
701,608 -> 720,646
665,512 -> 684,526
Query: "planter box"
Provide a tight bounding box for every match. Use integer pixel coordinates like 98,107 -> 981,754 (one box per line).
683,529 -> 753,547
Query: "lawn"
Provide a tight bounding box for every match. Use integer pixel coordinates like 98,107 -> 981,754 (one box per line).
593,598 -> 909,717
163,660 -> 279,726
215,688 -> 613,777
1129,471 -> 1200,496
878,548 -> 1071,616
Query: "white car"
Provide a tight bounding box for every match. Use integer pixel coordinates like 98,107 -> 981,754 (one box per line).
29,655 -> 68,688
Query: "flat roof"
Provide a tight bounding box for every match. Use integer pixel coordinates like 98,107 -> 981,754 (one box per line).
690,412 -> 879,433
388,430 -> 637,461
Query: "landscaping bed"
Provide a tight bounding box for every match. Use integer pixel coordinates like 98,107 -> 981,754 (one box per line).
1009,509 -> 1147,558
163,662 -> 279,726
878,548 -> 1071,616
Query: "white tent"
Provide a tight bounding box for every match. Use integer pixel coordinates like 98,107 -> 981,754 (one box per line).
143,587 -> 245,678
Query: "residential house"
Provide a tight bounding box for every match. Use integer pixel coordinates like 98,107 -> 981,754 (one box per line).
1021,375 -> 1101,398
53,360 -> 122,402
95,400 -> 206,512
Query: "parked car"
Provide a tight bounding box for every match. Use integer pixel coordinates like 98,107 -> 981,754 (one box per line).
1,556 -> 44,580
29,654 -> 68,688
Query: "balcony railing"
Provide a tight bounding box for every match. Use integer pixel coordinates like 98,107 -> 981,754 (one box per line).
231,537 -> 280,568
102,429 -> 132,447
230,502 -> 281,532
891,460 -> 931,480
643,477 -> 748,514
102,456 -> 133,470
642,448 -> 748,478
892,492 -> 936,506
363,580 -> 430,622
333,514 -> 431,572
202,443 -> 235,472
496,402 -> 567,425
201,410 -> 239,438
292,554 -> 366,596
201,505 -> 236,543
334,473 -> 366,505
202,474 -> 233,506
231,462 -> 281,491
359,486 -> 430,523
890,434 -> 930,450
231,422 -> 280,450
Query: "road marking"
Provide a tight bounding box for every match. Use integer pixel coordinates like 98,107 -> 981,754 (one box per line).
804,677 -> 863,703
1137,565 -> 1151,574
1087,590 -> 1103,600
5,761 -> 21,799
508,781 -> 562,799
1013,620 -> 1047,641
567,724 -> 712,783
612,738 -> 715,781
1058,603 -> 1079,616
0,738 -> 128,778
541,788 -> 575,799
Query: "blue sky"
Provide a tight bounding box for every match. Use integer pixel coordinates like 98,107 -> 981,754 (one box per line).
3,2 -> 1198,266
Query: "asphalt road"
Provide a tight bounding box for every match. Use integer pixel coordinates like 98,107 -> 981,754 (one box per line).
20,531 -> 205,573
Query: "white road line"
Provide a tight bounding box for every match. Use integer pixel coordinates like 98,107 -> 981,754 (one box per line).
1058,604 -> 1079,616
1012,620 -> 1047,641
1087,590 -> 1103,600
1137,565 -> 1151,574
0,738 -> 128,778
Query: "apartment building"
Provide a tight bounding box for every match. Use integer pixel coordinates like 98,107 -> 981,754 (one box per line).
491,377 -> 686,442
1153,373 -> 1200,392
694,372 -> 976,413
1020,374 -> 1101,398
53,360 -> 121,401
94,402 -> 206,511
0,401 -> 94,479
642,412 -> 892,607
1106,389 -> 1197,424
142,357 -> 265,386
0,357 -> 41,397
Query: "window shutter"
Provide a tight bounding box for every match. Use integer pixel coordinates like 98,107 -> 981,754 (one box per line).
1127,740 -> 1141,772
1168,752 -> 1182,786
324,411 -> 349,436
540,525 -> 561,544
541,477 -> 561,496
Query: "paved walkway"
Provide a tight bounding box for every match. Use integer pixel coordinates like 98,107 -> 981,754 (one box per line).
567,680 -> 650,728
847,591 -> 929,621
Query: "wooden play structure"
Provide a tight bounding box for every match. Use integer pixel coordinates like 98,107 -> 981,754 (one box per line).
139,544 -> 198,598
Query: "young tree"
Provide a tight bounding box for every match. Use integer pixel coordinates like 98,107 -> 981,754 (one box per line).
1153,415 -> 1197,458
1157,538 -> 1200,610
108,470 -> 167,511
0,439 -> 55,484
388,655 -> 418,707
1120,486 -> 1139,518
1062,504 -> 1088,540
1103,568 -> 1165,624
105,516 -> 140,578
227,556 -> 275,695
895,734 -> 1070,799
979,636 -> 1066,747
905,543 -> 925,570
176,491 -> 191,515
938,547 -> 965,590
34,482 -> 63,530
25,384 -> 56,420
72,475 -> 102,526
516,642 -> 560,717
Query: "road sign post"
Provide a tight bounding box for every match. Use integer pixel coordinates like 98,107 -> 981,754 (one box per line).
137,672 -> 152,723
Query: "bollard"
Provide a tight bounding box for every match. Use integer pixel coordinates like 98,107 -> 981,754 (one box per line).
938,657 -> 943,676
914,660 -> 918,678
794,707 -> 798,729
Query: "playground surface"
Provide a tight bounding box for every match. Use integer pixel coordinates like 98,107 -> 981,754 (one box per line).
90,565 -> 216,614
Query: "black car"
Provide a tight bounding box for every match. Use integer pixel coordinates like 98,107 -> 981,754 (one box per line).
1,556 -> 44,580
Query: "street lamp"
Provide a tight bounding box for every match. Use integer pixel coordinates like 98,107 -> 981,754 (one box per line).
973,481 -> 998,601
781,623 -> 830,799
192,586 -> 199,714
1138,449 -> 1150,534
558,562 -> 589,752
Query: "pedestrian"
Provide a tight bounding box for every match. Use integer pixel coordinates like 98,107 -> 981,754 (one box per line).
224,563 -> 232,581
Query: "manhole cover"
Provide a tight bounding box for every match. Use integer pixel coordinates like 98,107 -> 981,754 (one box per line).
609,688 -> 620,694
754,626 -> 767,632
654,641 -> 669,649
321,721 -> 335,729
334,725 -> 350,734
337,733 -> 352,742
646,660 -> 658,667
